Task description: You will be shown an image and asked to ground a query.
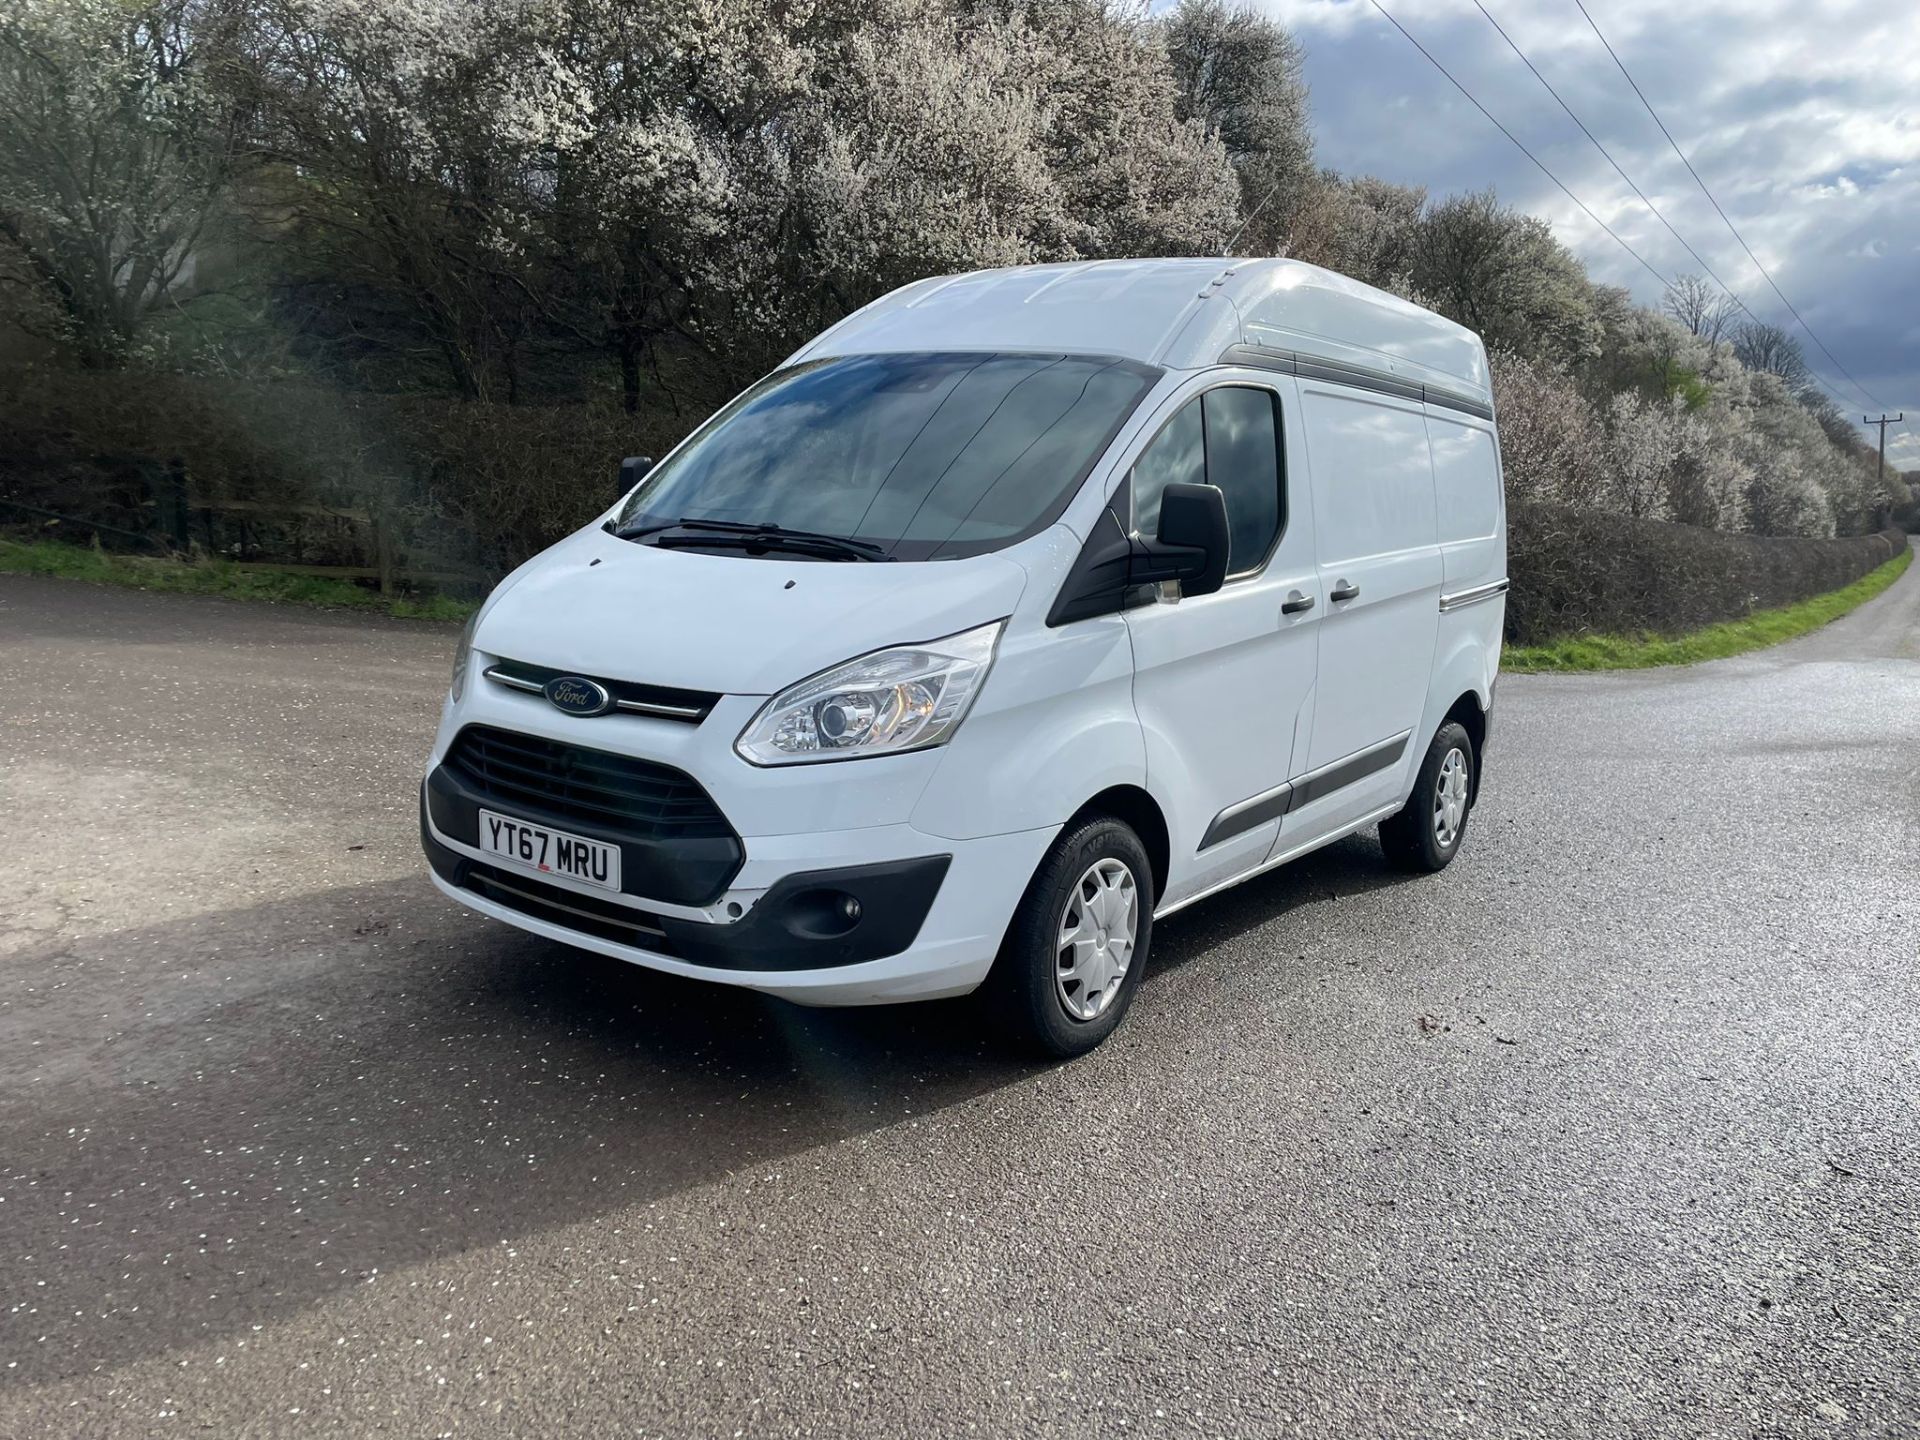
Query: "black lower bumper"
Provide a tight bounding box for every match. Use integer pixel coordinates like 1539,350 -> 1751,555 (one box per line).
421,787 -> 950,972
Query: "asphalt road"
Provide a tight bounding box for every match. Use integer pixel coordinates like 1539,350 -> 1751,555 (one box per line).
2,553 -> 1917,1439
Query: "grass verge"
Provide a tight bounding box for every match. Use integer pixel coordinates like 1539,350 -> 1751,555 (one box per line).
1506,545 -> 1912,672
0,538 -> 477,622
7,534 -> 1909,658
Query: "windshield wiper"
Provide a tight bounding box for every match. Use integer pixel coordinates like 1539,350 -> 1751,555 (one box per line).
613,517 -> 893,561
652,531 -> 892,563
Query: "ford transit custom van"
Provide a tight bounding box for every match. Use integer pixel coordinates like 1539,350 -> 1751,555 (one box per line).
420,258 -> 1508,1056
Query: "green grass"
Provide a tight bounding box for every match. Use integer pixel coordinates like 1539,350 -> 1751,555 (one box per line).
1506,546 -> 1912,672
0,538 -> 477,622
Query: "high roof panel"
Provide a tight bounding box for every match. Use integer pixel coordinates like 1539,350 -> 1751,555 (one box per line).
791,258 -> 1490,401
790,259 -> 1230,371
1223,262 -> 1489,396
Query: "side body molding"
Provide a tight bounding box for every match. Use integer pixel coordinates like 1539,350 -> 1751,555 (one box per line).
1198,730 -> 1412,852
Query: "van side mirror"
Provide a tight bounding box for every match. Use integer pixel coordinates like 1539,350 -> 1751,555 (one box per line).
1130,483 -> 1229,598
619,455 -> 654,495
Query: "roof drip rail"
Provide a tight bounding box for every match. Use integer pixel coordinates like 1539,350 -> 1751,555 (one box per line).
1219,343 -> 1494,421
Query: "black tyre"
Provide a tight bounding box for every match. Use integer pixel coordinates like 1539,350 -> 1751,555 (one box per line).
1379,721 -> 1474,873
985,815 -> 1154,1059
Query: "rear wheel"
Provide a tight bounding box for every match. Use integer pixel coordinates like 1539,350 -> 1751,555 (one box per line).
986,815 -> 1153,1058
1380,721 -> 1474,873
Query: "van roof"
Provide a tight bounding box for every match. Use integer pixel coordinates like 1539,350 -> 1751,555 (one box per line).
789,257 -> 1491,401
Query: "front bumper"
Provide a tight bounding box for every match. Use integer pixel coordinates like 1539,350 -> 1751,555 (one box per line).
421,785 -> 1052,1005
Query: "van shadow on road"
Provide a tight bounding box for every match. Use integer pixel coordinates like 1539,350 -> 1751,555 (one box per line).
1,836 -> 1414,1388
1146,828 -> 1424,976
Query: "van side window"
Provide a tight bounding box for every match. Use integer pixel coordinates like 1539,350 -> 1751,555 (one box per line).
1202,387 -> 1283,573
1130,387 -> 1284,576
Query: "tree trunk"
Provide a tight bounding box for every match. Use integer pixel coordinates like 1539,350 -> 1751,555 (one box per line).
438,335 -> 483,400
619,334 -> 643,415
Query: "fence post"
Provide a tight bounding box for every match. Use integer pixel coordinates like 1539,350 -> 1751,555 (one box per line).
165,458 -> 190,553
370,510 -> 396,596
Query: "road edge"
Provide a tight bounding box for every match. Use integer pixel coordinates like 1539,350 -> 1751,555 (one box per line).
1504,542 -> 1914,673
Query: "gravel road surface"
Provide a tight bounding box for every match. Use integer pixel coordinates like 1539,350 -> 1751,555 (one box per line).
2,553 -> 1916,1438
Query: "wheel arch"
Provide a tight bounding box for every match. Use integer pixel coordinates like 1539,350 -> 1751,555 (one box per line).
1439,690 -> 1488,803
1070,784 -> 1171,908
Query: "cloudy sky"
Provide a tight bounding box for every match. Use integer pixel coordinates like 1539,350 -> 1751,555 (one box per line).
1254,0 -> 1918,468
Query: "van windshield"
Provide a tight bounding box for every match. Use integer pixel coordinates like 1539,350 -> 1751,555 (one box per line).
612,352 -> 1161,561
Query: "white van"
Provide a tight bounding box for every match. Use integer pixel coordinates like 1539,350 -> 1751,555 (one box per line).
420,258 -> 1507,1056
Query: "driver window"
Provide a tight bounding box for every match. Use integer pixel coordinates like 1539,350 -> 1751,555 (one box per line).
1129,386 -> 1284,577
1129,399 -> 1203,543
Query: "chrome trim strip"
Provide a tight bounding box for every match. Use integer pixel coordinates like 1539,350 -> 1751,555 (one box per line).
1219,343 -> 1496,421
615,697 -> 708,720
483,666 -> 544,694
484,665 -> 708,719
1438,578 -> 1510,613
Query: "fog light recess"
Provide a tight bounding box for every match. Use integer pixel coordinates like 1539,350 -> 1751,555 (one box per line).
784,888 -> 865,940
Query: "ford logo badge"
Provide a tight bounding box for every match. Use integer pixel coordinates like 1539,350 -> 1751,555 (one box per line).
543,675 -> 613,717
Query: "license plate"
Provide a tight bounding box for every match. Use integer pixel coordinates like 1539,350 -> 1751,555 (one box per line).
477,809 -> 621,892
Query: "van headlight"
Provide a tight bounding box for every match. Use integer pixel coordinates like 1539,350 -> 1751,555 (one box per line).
449,611 -> 479,702
735,621 -> 1003,765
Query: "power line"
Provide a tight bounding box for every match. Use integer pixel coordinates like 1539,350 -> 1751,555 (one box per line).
1467,2 -> 1753,315
1362,0 -> 1671,291
1378,0 -> 1875,422
1467,0 -> 1866,418
1566,0 -> 1885,410
1225,174 -> 1287,253
1365,0 -> 1888,430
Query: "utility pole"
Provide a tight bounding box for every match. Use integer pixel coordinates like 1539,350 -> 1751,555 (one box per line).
1863,413 -> 1904,481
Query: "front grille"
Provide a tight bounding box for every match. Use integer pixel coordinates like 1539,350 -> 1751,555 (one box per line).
484,657 -> 719,723
464,862 -> 679,954
444,725 -> 733,841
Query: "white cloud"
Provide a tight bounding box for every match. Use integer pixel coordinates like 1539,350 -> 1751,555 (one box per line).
1882,426 -> 1918,471
1256,0 -> 1919,441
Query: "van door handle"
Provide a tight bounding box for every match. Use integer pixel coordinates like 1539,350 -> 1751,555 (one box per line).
1281,590 -> 1315,615
1329,580 -> 1360,602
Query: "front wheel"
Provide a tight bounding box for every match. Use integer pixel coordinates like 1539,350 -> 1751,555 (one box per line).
985,816 -> 1154,1058
1379,721 -> 1474,873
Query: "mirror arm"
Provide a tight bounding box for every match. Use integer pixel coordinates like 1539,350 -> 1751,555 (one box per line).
1126,537 -> 1208,586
